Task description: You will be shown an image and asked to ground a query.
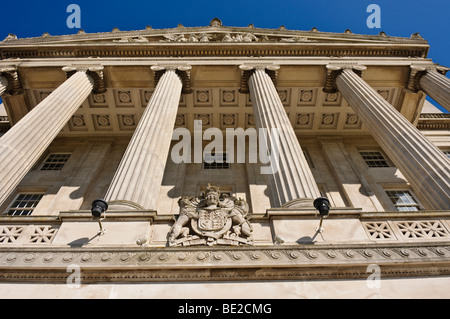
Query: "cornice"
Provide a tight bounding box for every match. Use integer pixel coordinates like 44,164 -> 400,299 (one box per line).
0,42 -> 428,60
417,113 -> 450,130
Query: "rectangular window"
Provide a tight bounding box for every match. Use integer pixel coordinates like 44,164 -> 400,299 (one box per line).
203,152 -> 229,170
385,190 -> 421,211
40,153 -> 71,171
6,193 -> 44,216
360,151 -> 390,168
443,150 -> 450,159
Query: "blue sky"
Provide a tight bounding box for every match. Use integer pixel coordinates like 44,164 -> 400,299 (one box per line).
0,0 -> 449,111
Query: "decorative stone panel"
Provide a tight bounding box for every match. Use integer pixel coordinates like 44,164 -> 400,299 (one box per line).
277,89 -> 290,106
295,113 -> 314,129
117,114 -> 136,130
393,220 -> 450,240
140,90 -> 153,107
114,90 -> 134,107
0,225 -> 59,245
343,113 -> 362,129
175,114 -> 186,127
245,113 -> 255,128
220,89 -> 238,106
92,114 -> 112,131
194,113 -> 212,127
88,92 -> 108,107
322,92 -> 342,106
29,226 -> 58,243
319,113 -> 339,129
68,115 -> 88,131
298,88 -> 317,106
362,222 -> 396,240
0,226 -> 25,243
195,89 -> 211,105
220,113 -> 237,128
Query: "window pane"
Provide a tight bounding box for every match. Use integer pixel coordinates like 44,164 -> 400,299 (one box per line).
360,151 -> 390,167
7,194 -> 44,216
385,190 -> 420,211
203,153 -> 229,169
40,153 -> 71,171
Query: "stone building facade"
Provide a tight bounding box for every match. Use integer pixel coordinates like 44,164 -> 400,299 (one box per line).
0,18 -> 449,298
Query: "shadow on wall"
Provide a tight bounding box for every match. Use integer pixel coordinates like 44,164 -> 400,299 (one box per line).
67,232 -> 102,247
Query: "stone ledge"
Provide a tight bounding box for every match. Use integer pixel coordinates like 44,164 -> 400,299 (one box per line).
0,242 -> 449,283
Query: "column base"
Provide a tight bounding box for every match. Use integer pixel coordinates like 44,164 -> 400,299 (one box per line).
281,198 -> 315,209
106,200 -> 146,211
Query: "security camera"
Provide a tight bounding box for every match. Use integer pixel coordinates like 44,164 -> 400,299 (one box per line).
91,199 -> 108,235
313,197 -> 330,218
91,199 -> 108,219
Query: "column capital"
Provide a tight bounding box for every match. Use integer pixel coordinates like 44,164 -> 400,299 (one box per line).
151,65 -> 192,94
406,65 -> 427,92
62,65 -> 105,94
406,64 -> 449,92
238,64 -> 279,93
323,64 -> 366,93
435,65 -> 449,76
0,65 -> 23,96
413,64 -> 450,110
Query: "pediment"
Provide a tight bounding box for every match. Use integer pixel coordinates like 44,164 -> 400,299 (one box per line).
0,18 -> 427,47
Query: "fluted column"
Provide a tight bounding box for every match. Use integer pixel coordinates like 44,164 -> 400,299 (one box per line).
335,66 -> 450,210
418,67 -> 450,111
0,70 -> 94,205
246,66 -> 321,208
104,67 -> 184,210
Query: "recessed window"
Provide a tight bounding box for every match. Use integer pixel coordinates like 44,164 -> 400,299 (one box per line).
203,152 -> 229,170
385,190 -> 421,211
360,151 -> 390,168
40,153 -> 71,171
6,193 -> 44,216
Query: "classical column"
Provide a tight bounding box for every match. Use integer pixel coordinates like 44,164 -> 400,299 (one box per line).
0,69 -> 96,206
244,66 -> 321,208
416,67 -> 450,111
104,67 -> 186,210
334,66 -> 450,210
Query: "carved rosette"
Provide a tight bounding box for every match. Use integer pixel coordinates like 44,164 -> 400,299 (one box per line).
168,184 -> 253,247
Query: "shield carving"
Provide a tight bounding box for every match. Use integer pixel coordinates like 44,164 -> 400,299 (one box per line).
198,209 -> 226,231
191,208 -> 232,239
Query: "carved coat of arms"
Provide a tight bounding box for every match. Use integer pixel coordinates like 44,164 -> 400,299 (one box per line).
168,184 -> 253,246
